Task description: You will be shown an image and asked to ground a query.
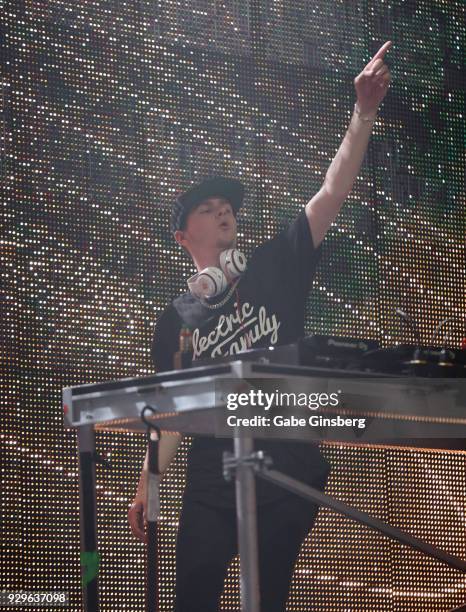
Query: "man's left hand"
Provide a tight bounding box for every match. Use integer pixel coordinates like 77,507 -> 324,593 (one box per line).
354,41 -> 393,116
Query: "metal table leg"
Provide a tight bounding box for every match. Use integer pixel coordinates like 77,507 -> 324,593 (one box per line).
77,425 -> 99,612
234,433 -> 260,612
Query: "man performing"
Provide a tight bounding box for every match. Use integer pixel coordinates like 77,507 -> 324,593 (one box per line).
129,41 -> 392,611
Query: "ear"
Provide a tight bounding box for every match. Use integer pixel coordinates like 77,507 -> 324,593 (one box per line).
174,230 -> 186,247
174,230 -> 192,257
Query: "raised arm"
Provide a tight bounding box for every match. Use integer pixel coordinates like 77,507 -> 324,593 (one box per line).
306,41 -> 393,247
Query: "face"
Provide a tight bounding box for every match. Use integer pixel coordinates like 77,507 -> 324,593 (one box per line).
176,196 -> 237,254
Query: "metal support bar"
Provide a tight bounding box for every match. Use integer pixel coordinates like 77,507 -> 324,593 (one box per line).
257,467 -> 466,574
233,434 -> 261,612
77,425 -> 100,612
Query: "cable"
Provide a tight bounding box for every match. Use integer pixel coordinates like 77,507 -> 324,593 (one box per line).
395,308 -> 422,345
431,317 -> 465,347
141,405 -> 162,443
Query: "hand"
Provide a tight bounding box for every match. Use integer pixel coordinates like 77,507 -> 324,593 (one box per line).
354,41 -> 393,116
128,493 -> 147,543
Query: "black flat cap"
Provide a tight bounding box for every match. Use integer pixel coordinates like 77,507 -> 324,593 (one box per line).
170,176 -> 244,234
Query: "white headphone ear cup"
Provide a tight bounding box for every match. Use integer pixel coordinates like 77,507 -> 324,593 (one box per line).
187,267 -> 228,299
220,249 -> 247,280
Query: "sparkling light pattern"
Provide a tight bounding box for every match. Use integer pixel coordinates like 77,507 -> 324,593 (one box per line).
2,0 -> 465,611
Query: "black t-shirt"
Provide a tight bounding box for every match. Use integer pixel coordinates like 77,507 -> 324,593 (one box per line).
152,209 -> 331,507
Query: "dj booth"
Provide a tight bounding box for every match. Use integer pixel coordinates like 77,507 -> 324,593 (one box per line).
63,337 -> 466,611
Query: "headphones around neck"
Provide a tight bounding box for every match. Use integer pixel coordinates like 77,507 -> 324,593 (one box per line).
187,249 -> 247,299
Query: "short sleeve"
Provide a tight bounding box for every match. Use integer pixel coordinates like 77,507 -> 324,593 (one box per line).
151,306 -> 180,373
282,208 -> 322,300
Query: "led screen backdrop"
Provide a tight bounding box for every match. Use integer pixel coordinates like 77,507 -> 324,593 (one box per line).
2,0 -> 465,610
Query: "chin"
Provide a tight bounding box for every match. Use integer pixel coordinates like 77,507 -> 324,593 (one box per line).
217,232 -> 237,249
219,238 -> 236,250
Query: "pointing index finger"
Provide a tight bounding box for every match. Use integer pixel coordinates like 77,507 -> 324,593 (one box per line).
369,40 -> 393,65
